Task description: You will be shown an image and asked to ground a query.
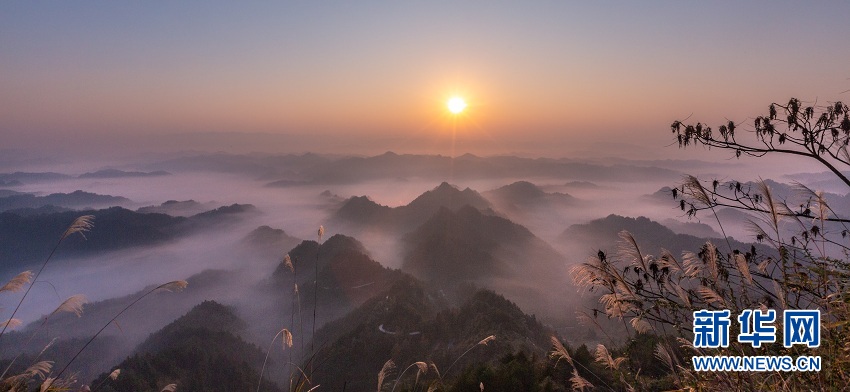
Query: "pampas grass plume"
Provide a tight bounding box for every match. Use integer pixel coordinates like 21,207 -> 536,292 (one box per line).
52,294 -> 87,317
0,271 -> 33,293
0,318 -> 22,330
61,215 -> 94,240
377,359 -> 395,392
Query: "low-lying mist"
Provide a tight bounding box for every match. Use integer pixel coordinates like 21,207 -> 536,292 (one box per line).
2,149 -> 840,383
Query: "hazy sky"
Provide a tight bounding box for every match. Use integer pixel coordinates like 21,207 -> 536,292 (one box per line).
2,1 -> 850,156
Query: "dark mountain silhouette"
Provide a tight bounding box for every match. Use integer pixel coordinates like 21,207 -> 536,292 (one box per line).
90,301 -> 282,392
78,169 -> 171,178
271,235 -> 406,316
3,205 -> 72,216
0,204 -> 256,272
308,276 -> 554,391
403,206 -> 538,282
332,182 -> 495,234
661,218 -> 722,238
136,200 -> 218,217
484,180 -> 579,213
144,152 -> 331,180
401,205 -> 569,322
242,225 -> 301,252
561,214 -> 771,260
0,190 -> 131,212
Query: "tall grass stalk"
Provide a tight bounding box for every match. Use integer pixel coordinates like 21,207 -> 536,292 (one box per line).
43,280 -> 187,390
0,215 -> 94,341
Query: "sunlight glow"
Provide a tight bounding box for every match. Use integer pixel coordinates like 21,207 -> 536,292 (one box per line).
447,97 -> 467,114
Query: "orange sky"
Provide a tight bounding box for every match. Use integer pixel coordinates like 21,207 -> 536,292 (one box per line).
2,2 -> 850,156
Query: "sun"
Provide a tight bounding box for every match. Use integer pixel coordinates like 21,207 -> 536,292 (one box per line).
447,96 -> 467,114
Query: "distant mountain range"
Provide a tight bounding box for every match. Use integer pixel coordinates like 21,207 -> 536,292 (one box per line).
561,214 -> 771,260
484,180 -> 579,213
0,190 -> 131,212
142,151 -> 683,184
0,203 -> 257,272
78,169 -> 171,178
332,182 -> 496,234
136,199 -> 219,217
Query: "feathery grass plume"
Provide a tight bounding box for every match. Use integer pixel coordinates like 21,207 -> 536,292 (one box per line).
91,367 -> 121,392
792,181 -> 830,222
618,230 -> 647,272
61,215 -> 95,240
46,279 -> 189,389
52,294 -> 87,317
671,282 -> 692,308
0,271 -> 33,293
377,359 -> 396,392
549,336 -> 574,367
595,344 -> 626,370
2,361 -> 52,389
683,175 -> 712,207
0,318 -> 21,330
480,381 -> 484,391
600,293 -> 637,318
696,286 -> 726,306
756,179 -> 791,232
655,343 -> 680,384
757,259 -> 771,274
317,225 -> 325,242
630,316 -> 652,334
772,280 -> 787,310
390,361 -> 429,392
414,362 -> 428,387
703,241 -> 719,281
659,249 -> 684,275
24,361 -> 52,380
570,257 -> 605,288
570,369 -> 593,391
161,384 -> 177,392
283,253 -> 294,272
1,215 -> 95,340
429,363 -> 441,379
257,328 -> 294,392
414,362 -> 428,373
675,337 -> 698,353
283,328 -> 293,349
682,251 -> 702,278
442,334 -> 497,379
733,253 -> 753,285
40,377 -> 55,392
156,280 -> 188,293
